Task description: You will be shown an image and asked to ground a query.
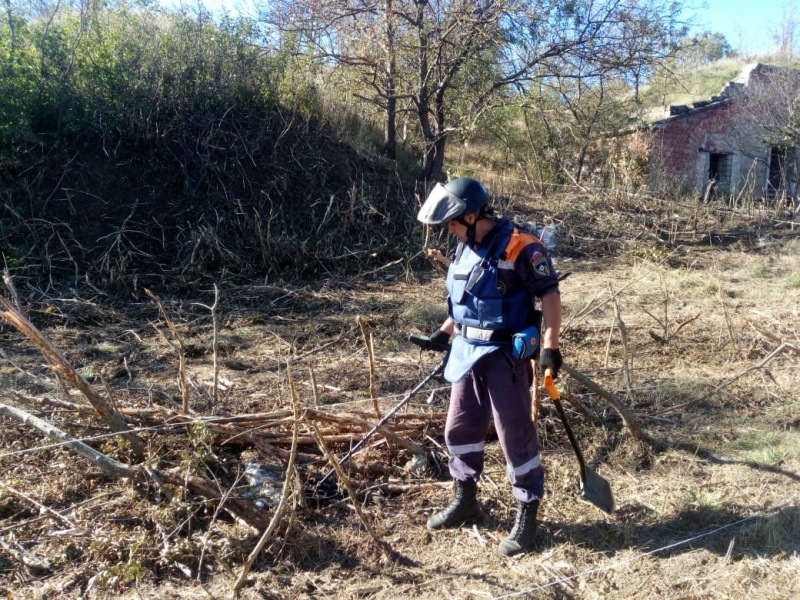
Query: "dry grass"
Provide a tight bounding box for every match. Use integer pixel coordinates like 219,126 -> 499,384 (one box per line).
1,194 -> 799,599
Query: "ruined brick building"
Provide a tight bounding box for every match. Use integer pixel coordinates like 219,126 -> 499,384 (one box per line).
646,63 -> 800,201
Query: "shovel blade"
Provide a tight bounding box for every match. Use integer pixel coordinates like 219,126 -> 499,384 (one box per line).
579,465 -> 615,514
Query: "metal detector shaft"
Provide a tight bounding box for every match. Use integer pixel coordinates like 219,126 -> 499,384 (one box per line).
318,351 -> 448,486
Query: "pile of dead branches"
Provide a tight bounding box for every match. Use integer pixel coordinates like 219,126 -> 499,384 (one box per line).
1,286 -> 450,594
0,293 -> 445,529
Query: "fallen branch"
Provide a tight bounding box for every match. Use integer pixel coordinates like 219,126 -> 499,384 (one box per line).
0,537 -> 51,571
0,481 -> 75,529
305,409 -> 426,456
0,403 -> 139,478
0,403 -> 270,529
748,323 -> 800,355
0,297 -> 145,459
561,364 -> 643,440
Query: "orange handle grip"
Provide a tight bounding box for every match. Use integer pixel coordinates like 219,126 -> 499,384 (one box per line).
543,368 -> 559,400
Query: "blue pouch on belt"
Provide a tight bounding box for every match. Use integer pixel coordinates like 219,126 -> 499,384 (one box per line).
511,326 -> 540,360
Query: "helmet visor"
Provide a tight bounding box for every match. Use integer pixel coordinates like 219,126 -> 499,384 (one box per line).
417,183 -> 467,225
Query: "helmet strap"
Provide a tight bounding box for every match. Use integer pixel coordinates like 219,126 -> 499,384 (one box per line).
467,221 -> 479,244
456,215 -> 478,245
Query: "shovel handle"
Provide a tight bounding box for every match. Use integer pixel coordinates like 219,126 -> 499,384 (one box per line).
543,368 -> 615,514
543,369 -> 560,400
543,367 -> 587,478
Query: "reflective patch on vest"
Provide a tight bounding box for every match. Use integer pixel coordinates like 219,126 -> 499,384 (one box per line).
447,441 -> 486,455
531,251 -> 550,277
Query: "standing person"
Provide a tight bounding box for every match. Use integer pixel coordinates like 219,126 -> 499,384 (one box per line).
417,177 -> 563,557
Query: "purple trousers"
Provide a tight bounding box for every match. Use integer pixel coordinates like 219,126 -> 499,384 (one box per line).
445,348 -> 544,503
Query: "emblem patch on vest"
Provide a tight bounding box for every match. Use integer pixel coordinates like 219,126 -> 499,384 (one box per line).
497,279 -> 507,295
531,252 -> 550,277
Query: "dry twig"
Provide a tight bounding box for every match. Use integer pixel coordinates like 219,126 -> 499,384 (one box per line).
358,316 -> 379,416
608,284 -> 632,389
193,283 -> 221,405
0,297 -> 145,459
231,366 -> 302,596
312,422 -> 391,558
145,288 -> 190,413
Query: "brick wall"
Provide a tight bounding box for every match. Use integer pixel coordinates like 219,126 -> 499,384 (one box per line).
649,100 -> 777,197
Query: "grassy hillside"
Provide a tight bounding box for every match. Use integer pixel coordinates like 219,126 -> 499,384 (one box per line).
637,54 -> 800,118
0,5 -> 419,295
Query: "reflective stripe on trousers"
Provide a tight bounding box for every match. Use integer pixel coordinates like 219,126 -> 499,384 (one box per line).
507,453 -> 541,478
447,441 -> 485,455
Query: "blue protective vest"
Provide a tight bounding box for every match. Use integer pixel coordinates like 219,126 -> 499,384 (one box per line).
443,219 -> 536,382
446,220 -> 534,335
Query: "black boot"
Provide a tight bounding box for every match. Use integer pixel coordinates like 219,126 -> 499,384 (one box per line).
497,499 -> 539,556
426,480 -> 481,530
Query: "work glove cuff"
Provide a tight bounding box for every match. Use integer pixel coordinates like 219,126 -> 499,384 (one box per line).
539,348 -> 563,380
428,329 -> 450,348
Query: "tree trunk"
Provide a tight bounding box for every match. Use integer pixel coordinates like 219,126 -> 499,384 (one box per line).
419,135 -> 447,186
574,146 -> 588,183
382,0 -> 397,159
384,96 -> 397,159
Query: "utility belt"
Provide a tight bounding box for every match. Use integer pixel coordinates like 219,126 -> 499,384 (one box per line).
454,322 -> 540,360
454,323 -> 511,343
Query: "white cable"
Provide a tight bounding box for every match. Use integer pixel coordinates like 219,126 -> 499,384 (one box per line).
493,496 -> 799,599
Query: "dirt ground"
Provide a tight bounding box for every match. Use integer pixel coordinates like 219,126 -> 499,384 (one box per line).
1,207 -> 799,599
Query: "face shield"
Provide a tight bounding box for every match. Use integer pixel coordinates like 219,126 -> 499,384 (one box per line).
416,183 -> 467,225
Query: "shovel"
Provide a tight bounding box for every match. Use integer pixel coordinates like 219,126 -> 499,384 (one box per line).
543,369 -> 615,514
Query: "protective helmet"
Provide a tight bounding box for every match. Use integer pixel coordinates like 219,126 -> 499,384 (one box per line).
417,177 -> 490,225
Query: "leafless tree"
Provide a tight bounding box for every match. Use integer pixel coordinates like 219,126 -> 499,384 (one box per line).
259,0 -> 688,196
773,0 -> 800,58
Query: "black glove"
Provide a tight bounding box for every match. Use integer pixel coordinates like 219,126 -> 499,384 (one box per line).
539,348 -> 563,380
427,329 -> 451,350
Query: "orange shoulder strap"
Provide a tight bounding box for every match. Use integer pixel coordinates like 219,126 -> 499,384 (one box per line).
504,228 -> 540,263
